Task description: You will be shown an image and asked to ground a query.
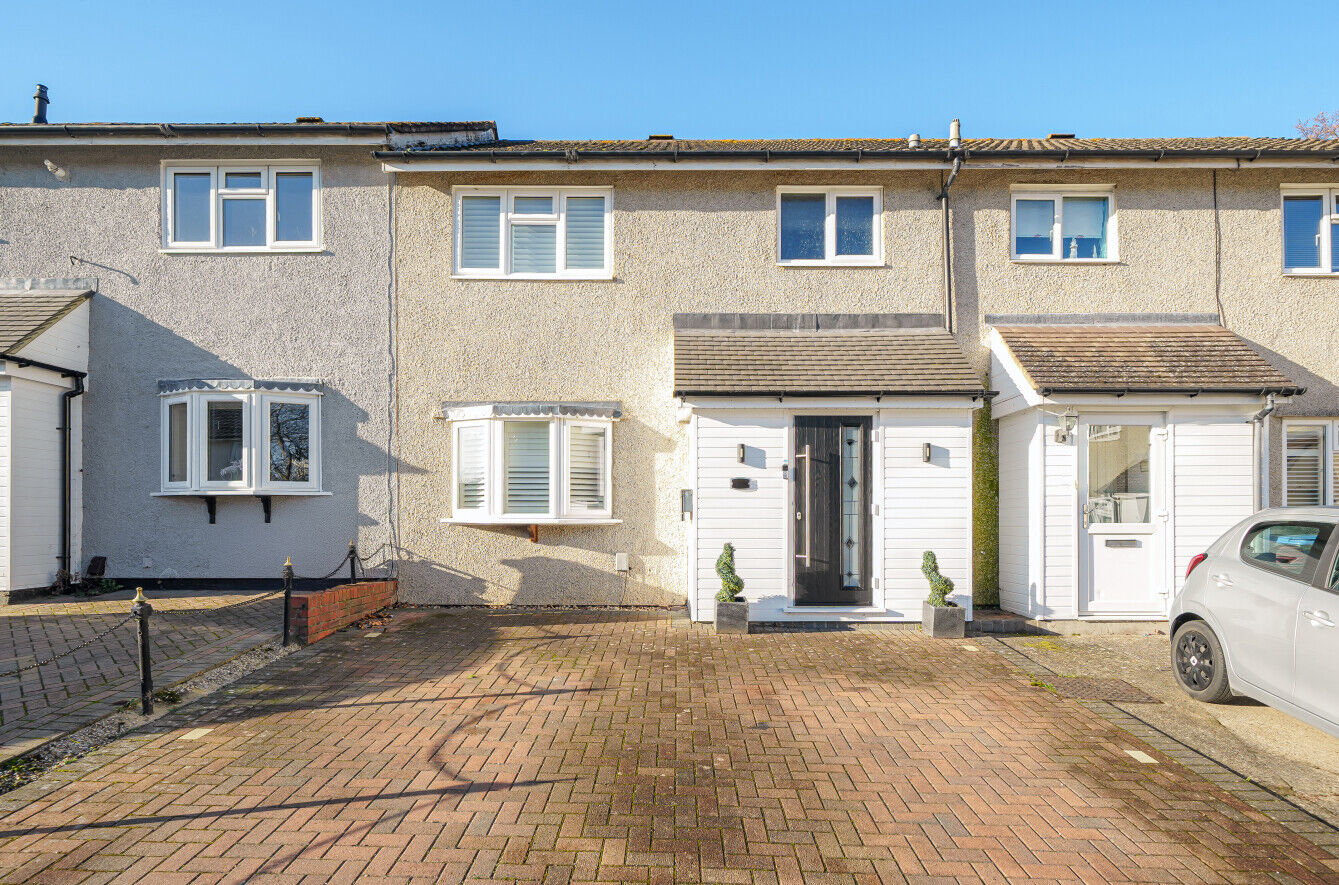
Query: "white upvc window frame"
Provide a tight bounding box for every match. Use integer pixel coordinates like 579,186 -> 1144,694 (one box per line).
1280,185 -> 1339,276
1009,185 -> 1118,263
775,186 -> 884,267
1282,419 -> 1338,506
161,161 -> 322,253
259,394 -> 322,493
564,420 -> 613,518
161,395 -> 194,491
445,414 -> 617,524
198,393 -> 251,491
452,185 -> 613,280
157,388 -> 324,495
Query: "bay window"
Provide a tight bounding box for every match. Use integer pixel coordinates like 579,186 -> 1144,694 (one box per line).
454,187 -> 612,278
158,380 -> 322,494
446,403 -> 619,524
1281,187 -> 1339,274
162,163 -> 321,252
1011,187 -> 1116,261
776,186 -> 882,266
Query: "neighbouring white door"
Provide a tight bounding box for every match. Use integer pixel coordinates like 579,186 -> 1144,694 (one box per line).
1079,415 -> 1166,616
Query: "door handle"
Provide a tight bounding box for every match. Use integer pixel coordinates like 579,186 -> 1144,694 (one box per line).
794,444 -> 811,567
1303,610 -> 1335,627
1211,573 -> 1234,587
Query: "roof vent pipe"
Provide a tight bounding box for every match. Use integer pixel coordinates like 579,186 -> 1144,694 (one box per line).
32,84 -> 49,124
948,118 -> 960,150
908,133 -> 920,149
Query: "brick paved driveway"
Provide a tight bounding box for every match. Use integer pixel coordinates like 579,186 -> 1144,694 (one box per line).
1,610 -> 1337,884
0,588 -> 282,760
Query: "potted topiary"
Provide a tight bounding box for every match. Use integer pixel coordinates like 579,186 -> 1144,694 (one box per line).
921,551 -> 965,638
714,543 -> 748,634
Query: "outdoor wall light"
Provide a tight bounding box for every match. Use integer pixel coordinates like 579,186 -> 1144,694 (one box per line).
43,159 -> 69,181
922,443 -> 932,463
1054,410 -> 1079,444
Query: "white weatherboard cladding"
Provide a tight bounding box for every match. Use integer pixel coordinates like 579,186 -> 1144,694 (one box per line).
881,412 -> 973,616
997,411 -> 1035,616
690,407 -> 976,622
693,413 -> 788,621
0,383 -> 8,592
15,302 -> 90,373
1042,413 -> 1078,619
1172,417 -> 1255,590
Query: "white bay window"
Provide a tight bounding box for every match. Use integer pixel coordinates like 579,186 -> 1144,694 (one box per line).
454,187 -> 612,278
159,380 -> 323,494
446,403 -> 619,524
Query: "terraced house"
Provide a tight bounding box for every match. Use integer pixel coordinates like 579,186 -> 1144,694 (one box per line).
0,98 -> 494,601
379,128 -> 1338,625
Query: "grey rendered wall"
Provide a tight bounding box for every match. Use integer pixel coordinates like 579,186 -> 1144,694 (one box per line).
393,170 -> 946,605
0,146 -> 393,581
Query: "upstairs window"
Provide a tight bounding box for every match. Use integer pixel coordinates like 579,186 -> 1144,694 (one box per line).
776,187 -> 882,266
1281,187 -> 1339,274
163,164 -> 321,251
446,403 -> 618,523
454,187 -> 611,278
1011,188 -> 1116,261
159,381 -> 322,494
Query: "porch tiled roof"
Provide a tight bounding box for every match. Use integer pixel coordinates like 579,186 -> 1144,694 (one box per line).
993,323 -> 1300,394
673,317 -> 984,396
0,290 -> 91,353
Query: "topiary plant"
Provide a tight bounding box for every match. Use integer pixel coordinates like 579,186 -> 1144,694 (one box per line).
716,543 -> 745,603
921,551 -> 958,608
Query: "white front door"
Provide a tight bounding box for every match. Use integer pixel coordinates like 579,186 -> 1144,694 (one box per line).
1079,415 -> 1166,616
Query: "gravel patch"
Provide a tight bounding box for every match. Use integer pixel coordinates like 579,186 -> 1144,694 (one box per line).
0,639 -> 295,795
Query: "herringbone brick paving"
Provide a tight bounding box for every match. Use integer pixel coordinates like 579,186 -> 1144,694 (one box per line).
0,588 -> 282,759
0,609 -> 1335,884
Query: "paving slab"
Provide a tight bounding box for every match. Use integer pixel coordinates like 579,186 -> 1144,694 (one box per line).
0,610 -> 1336,883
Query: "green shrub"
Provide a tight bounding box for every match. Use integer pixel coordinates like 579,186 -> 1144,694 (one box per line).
921,551 -> 957,608
715,543 -> 744,603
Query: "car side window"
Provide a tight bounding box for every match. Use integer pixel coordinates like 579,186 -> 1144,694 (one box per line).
1240,521 -> 1334,584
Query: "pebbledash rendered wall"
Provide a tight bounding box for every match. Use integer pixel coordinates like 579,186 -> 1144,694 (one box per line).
392,164 -> 1339,607
0,145 -> 395,582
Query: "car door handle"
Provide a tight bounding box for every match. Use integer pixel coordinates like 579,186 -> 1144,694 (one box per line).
1303,610 -> 1335,627
1211,573 -> 1234,587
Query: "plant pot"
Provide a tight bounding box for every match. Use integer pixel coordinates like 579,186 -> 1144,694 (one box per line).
714,600 -> 749,634
922,601 -> 965,638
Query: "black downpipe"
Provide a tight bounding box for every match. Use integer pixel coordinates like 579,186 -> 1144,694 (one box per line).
60,375 -> 86,576
936,156 -> 963,334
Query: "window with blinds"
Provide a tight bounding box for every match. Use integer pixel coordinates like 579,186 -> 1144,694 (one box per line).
568,425 -> 607,511
1281,187 -> 1339,274
456,424 -> 488,511
503,422 -> 552,514
455,188 -> 610,278
1285,425 -> 1327,506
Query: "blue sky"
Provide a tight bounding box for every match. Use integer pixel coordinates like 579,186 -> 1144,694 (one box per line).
1,0 -> 1333,139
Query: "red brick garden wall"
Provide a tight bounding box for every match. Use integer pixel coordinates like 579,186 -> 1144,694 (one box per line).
289,580 -> 397,644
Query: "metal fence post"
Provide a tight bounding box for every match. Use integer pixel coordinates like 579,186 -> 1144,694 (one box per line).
282,557 -> 294,647
348,540 -> 357,583
131,587 -> 153,715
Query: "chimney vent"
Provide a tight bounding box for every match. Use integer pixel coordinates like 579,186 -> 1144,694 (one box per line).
647,134 -> 674,140
32,84 -> 49,124
948,118 -> 961,150
908,133 -> 921,149
296,116 -> 324,123
1046,132 -> 1076,139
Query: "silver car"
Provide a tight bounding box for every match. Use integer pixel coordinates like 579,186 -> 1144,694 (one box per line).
1169,506 -> 1339,739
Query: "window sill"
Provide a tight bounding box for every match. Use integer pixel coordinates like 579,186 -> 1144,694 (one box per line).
154,490 -> 331,497
450,273 -> 615,281
160,246 -> 326,255
440,516 -> 621,526
1283,271 -> 1339,277
1010,258 -> 1121,265
776,260 -> 884,268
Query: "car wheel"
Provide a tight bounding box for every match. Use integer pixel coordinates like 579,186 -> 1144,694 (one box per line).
1172,621 -> 1232,704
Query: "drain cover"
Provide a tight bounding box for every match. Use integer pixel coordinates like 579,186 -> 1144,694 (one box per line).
1048,676 -> 1160,703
